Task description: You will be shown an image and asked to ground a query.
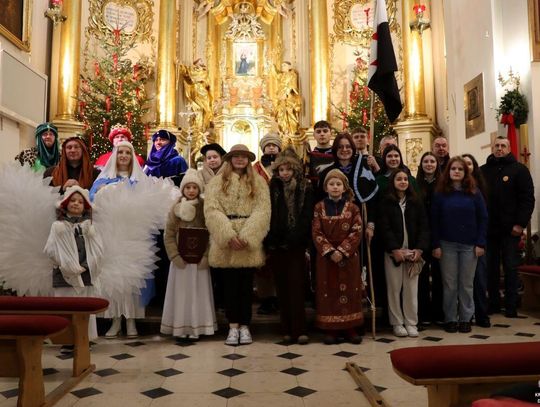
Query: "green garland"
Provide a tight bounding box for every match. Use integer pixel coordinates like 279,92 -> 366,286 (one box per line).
497,89 -> 528,126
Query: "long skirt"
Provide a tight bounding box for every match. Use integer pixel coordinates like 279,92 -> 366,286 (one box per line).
160,262 -> 217,337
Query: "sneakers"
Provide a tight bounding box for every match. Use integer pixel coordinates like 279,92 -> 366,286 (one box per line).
405,325 -> 419,337
393,325 -> 408,337
225,327 -> 239,345
239,326 -> 252,344
458,322 -> 471,333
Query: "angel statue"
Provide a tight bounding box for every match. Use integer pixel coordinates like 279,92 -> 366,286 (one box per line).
272,62 -> 302,136
177,59 -> 213,134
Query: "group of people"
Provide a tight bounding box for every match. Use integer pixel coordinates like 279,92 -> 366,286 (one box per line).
5,118 -> 535,347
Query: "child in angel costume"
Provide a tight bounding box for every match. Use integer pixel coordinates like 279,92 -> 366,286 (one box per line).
161,169 -> 217,339
45,186 -> 103,340
89,141 -> 179,338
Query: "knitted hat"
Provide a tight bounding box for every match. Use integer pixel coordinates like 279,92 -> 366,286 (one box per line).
272,148 -> 303,177
108,124 -> 133,143
259,132 -> 282,152
56,185 -> 92,210
35,122 -> 58,139
323,169 -> 351,191
223,144 -> 256,162
179,168 -> 204,195
200,143 -> 227,157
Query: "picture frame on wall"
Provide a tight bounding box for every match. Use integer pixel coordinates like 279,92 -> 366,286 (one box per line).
0,0 -> 32,52
233,42 -> 257,77
464,73 -> 485,138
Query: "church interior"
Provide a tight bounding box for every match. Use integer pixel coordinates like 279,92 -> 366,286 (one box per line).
1,0 -> 540,406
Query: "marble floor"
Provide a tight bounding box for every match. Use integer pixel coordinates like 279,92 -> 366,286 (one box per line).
1,312 -> 539,407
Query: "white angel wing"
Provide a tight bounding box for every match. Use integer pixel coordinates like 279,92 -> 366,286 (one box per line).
93,176 -> 180,300
0,163 -> 58,296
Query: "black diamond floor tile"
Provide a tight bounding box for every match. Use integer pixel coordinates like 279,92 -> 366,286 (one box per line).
93,368 -> 120,377
281,367 -> 308,376
333,351 -> 357,358
423,336 -> 443,342
71,387 -> 102,398
222,353 -> 245,360
357,385 -> 387,393
43,368 -> 59,376
375,338 -> 395,344
125,341 -> 146,347
166,353 -> 190,361
141,388 -> 173,399
0,388 -> 18,399
56,353 -> 73,360
515,332 -> 535,337
213,387 -> 244,399
470,334 -> 490,340
278,352 -> 302,360
285,386 -> 317,398
110,353 -> 135,360
493,324 -> 511,328
217,368 -> 245,377
534,322 -> 540,326
155,368 -> 183,377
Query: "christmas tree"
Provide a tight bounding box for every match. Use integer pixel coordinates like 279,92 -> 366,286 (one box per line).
337,54 -> 394,152
77,29 -> 153,161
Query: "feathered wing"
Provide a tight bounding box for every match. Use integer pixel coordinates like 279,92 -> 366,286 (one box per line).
93,176 -> 180,300
0,163 -> 58,296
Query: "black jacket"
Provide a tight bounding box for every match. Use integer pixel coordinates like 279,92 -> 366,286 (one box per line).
480,153 -> 535,236
378,196 -> 430,253
265,177 -> 314,250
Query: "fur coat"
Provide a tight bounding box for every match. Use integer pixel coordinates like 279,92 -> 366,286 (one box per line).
204,171 -> 271,268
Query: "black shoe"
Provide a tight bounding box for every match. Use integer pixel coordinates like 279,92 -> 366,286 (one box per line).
323,334 -> 337,345
444,322 -> 458,333
475,318 -> 491,328
505,309 -> 518,318
458,322 -> 471,333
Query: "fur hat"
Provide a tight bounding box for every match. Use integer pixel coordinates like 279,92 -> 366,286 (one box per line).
223,144 -> 256,162
323,169 -> 351,191
179,168 -> 204,195
56,185 -> 92,210
272,148 -> 303,177
259,132 -> 282,152
200,143 -> 227,157
108,124 -> 133,143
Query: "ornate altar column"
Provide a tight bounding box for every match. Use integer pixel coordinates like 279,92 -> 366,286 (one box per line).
51,0 -> 84,139
156,0 -> 177,131
394,0 -> 440,174
309,0 -> 330,124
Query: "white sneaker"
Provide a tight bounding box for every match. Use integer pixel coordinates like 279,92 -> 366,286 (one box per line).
405,325 -> 419,337
393,325 -> 408,337
225,328 -> 239,345
105,317 -> 122,338
239,326 -> 252,344
126,318 -> 138,338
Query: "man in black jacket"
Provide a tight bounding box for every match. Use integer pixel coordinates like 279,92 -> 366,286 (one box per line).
481,136 -> 535,317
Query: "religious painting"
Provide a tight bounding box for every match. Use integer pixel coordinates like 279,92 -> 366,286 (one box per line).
233,42 -> 257,76
464,74 -> 485,138
0,0 -> 31,52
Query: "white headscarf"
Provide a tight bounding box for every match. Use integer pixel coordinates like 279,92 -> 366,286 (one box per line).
95,141 -> 146,182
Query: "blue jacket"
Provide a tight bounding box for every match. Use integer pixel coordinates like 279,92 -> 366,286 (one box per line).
431,189 -> 487,248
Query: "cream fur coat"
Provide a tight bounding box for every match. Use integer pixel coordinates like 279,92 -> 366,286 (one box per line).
204,171 -> 270,268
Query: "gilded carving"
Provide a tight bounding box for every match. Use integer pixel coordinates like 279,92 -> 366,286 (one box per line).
405,137 -> 424,174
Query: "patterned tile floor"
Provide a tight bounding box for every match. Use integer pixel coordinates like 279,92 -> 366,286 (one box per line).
1,312 -> 539,407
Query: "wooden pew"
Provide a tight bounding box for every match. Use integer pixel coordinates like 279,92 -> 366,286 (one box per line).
518,265 -> 540,312
0,315 -> 70,407
390,342 -> 540,407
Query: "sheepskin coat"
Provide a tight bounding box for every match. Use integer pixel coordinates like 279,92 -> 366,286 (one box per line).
204,171 -> 271,268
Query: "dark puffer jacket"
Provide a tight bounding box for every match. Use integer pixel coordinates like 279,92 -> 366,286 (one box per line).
480,153 -> 535,236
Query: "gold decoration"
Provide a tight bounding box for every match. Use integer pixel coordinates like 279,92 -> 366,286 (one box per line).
311,0 -> 330,123
44,3 -> 67,26
0,0 -> 32,52
87,0 -> 154,45
405,137 -> 424,174
272,62 -> 301,136
209,0 -> 288,25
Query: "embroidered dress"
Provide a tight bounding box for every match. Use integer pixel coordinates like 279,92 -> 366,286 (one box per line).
312,199 -> 364,330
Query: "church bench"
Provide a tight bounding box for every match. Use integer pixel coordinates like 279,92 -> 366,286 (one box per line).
0,296 -> 109,378
517,265 -> 540,311
0,315 -> 70,407
390,342 -> 540,407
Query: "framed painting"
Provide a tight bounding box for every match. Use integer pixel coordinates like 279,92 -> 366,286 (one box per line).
0,0 -> 32,52
464,73 -> 485,138
233,42 -> 257,77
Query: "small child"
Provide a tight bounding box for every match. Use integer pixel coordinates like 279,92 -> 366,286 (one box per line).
253,132 -> 282,183
306,120 -> 334,185
44,186 -> 104,341
312,169 -> 364,344
161,169 -> 217,340
265,149 -> 314,344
